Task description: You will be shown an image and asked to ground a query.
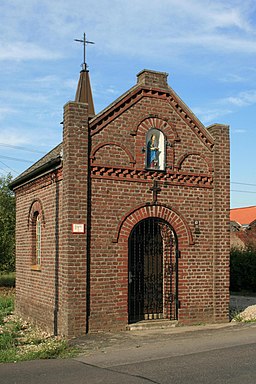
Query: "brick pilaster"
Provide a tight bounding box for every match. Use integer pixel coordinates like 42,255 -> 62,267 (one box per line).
60,101 -> 89,337
208,124 -> 230,322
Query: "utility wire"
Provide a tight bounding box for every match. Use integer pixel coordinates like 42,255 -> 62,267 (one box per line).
231,189 -> 256,194
231,182 -> 256,187
0,155 -> 34,163
0,142 -> 45,154
0,160 -> 19,174
0,149 -> 255,194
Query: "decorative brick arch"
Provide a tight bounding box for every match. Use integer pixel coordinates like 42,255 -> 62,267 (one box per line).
113,203 -> 194,248
28,199 -> 45,228
134,116 -> 180,141
91,141 -> 135,165
134,117 -> 180,169
177,152 -> 212,173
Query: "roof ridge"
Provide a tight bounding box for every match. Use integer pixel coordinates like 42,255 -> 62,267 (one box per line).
10,143 -> 63,188
231,206 -> 256,210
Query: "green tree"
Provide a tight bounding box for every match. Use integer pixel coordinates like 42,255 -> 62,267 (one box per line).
230,246 -> 256,293
0,174 -> 15,272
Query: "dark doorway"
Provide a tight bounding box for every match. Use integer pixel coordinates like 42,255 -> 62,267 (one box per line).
128,218 -> 178,323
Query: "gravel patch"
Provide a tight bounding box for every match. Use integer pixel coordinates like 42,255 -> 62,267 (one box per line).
230,295 -> 256,322
236,305 -> 256,321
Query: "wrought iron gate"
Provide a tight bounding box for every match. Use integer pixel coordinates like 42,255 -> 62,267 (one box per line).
128,218 -> 178,323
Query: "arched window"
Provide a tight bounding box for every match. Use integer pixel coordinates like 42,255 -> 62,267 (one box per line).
32,212 -> 41,266
36,213 -> 41,266
28,199 -> 44,269
146,129 -> 165,170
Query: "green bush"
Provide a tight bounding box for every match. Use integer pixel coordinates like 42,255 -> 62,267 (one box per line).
0,272 -> 15,287
0,174 -> 15,273
230,247 -> 256,293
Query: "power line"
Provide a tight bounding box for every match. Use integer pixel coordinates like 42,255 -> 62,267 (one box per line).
0,155 -> 34,163
231,181 -> 256,187
0,145 -> 255,187
0,142 -> 45,154
0,151 -> 255,193
231,189 -> 256,194
0,160 -> 19,174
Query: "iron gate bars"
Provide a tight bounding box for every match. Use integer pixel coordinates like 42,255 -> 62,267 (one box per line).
128,217 -> 178,323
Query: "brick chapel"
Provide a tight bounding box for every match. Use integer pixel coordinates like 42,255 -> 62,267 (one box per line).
10,61 -> 230,338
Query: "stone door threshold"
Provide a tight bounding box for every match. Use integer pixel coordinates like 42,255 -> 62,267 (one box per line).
127,319 -> 178,331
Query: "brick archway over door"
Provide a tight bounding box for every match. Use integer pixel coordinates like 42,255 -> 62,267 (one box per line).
114,204 -> 194,249
114,204 -> 193,325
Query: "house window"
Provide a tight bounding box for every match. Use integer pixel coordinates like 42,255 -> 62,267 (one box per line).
146,128 -> 165,170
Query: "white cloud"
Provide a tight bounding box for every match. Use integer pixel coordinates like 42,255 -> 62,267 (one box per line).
0,107 -> 17,120
0,42 -> 61,62
32,75 -> 59,85
1,0 -> 256,62
233,128 -> 247,133
96,0 -> 256,55
0,128 -> 31,146
193,106 -> 233,124
0,89 -> 52,107
225,90 -> 256,107
105,86 -> 119,95
0,123 -> 61,150
220,74 -> 245,83
194,88 -> 256,124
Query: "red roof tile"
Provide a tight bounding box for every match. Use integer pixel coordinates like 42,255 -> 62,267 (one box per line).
230,206 -> 256,225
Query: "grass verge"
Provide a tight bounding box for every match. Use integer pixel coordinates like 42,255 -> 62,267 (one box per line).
0,290 -> 79,363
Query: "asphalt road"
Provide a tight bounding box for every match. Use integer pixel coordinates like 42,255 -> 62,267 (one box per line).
1,323 -> 256,384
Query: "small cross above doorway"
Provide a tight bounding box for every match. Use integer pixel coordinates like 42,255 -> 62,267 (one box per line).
149,180 -> 161,204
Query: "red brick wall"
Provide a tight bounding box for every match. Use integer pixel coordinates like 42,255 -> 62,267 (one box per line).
208,124 -> 230,322
14,170 -> 62,333
14,70 -> 230,337
86,71 -> 230,331
59,101 -> 89,337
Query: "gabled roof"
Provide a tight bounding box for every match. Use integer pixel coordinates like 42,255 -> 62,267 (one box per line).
10,143 -> 63,189
230,206 -> 256,226
10,69 -> 216,189
89,69 -> 214,150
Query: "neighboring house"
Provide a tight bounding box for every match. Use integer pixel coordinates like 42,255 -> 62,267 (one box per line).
230,206 -> 256,249
10,66 -> 230,338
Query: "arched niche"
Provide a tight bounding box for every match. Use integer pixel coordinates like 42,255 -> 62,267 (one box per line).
146,128 -> 166,171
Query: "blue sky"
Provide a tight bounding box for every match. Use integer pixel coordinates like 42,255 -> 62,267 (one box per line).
0,0 -> 256,208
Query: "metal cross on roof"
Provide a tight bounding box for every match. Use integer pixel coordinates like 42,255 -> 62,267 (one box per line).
74,33 -> 95,71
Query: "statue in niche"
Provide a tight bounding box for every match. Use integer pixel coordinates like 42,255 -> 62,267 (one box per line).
146,129 -> 165,170
147,133 -> 159,169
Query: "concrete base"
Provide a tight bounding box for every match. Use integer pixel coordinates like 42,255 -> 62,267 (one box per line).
126,319 -> 178,331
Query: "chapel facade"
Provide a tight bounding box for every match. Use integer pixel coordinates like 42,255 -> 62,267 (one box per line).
11,67 -> 230,338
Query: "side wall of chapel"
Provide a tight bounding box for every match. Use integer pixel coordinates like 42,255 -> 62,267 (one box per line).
14,171 -> 62,333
